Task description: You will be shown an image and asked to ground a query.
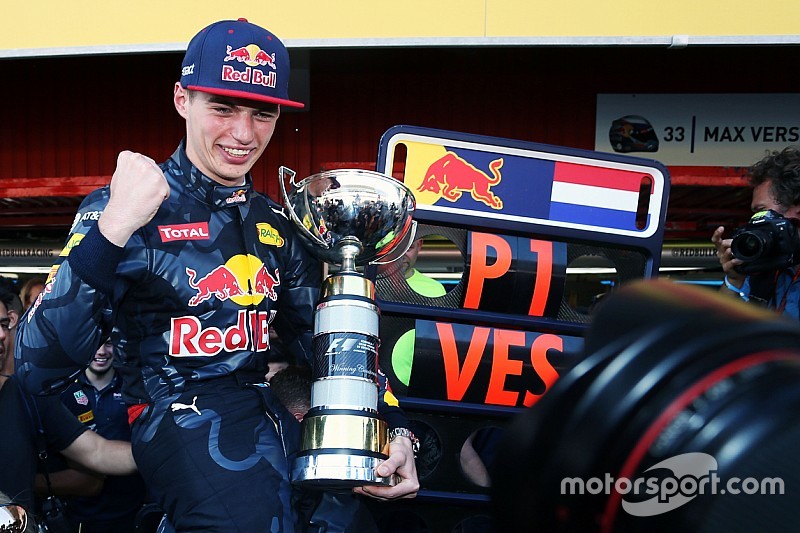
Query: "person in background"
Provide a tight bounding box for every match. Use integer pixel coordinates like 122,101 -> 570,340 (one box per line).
43,338 -> 146,532
269,365 -> 312,422
0,288 -> 136,518
377,237 -> 446,389
17,18 -> 417,532
0,277 -> 22,376
380,238 -> 447,300
19,278 -> 45,312
269,365 -> 379,533
712,146 -> 800,318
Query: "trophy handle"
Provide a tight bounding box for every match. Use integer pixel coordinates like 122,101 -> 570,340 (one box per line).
279,166 -> 330,249
370,220 -> 418,266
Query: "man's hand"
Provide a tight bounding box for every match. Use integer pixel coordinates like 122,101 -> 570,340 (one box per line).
353,436 -> 419,501
712,226 -> 746,289
98,150 -> 170,246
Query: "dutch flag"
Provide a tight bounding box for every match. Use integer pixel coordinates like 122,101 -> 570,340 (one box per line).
549,162 -> 652,232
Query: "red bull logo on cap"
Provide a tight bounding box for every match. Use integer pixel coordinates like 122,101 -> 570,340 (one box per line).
224,44 -> 277,69
185,254 -> 280,307
222,44 -> 278,90
417,152 -> 504,210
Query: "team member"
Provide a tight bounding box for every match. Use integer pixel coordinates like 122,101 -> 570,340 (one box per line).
377,238 -> 446,389
19,278 -> 45,312
17,18 -> 418,532
0,288 -> 136,517
53,339 -> 146,532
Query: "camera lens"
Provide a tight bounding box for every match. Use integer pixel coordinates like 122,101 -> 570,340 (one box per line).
731,230 -> 771,261
493,280 -> 800,532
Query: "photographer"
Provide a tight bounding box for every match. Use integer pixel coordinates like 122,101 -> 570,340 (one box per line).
712,146 -> 800,317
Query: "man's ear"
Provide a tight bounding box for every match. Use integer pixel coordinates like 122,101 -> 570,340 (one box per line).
174,83 -> 189,119
8,310 -> 19,330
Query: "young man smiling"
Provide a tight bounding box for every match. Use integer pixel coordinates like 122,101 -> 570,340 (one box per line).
18,18 -> 418,532
46,339 -> 147,532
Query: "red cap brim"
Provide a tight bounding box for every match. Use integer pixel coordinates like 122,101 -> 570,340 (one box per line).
187,84 -> 305,108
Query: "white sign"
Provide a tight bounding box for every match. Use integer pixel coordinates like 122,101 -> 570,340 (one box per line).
595,94 -> 800,166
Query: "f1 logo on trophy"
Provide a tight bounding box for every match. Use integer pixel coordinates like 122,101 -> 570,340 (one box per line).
279,166 -> 416,488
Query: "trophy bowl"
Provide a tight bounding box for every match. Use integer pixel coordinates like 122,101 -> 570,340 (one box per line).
279,167 -> 416,268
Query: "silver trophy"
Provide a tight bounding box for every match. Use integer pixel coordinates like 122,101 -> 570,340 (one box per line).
279,166 -> 416,488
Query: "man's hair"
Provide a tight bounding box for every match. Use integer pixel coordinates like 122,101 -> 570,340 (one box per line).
269,365 -> 312,415
747,146 -> 800,208
0,287 -> 15,315
0,277 -> 23,317
19,277 -> 45,308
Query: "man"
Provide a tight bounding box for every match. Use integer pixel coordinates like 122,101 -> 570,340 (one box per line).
377,237 -> 446,389
269,365 -> 313,422
17,19 -> 417,532
712,146 -> 800,318
0,278 -> 21,376
19,278 -> 45,312
48,338 -> 146,532
0,288 -> 136,516
269,366 -> 379,533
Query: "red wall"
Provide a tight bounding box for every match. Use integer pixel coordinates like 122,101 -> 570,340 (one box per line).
2,45 -> 797,205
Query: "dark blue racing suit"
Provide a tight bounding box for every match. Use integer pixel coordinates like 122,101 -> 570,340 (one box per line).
17,143 -> 406,532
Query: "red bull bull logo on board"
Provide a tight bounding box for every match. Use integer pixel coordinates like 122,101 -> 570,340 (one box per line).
417,152 -> 504,210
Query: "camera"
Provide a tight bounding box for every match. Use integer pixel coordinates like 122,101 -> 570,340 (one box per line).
730,209 -> 800,274
493,280 -> 800,532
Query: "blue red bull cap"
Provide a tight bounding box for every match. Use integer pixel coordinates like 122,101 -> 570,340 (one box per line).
180,18 -> 304,108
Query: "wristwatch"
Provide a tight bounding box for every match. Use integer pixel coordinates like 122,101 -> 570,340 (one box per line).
388,427 -> 420,456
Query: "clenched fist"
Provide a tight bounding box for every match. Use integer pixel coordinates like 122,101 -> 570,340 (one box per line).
98,151 -> 170,246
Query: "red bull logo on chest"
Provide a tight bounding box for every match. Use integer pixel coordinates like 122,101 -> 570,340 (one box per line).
170,308 -> 275,357
185,254 -> 280,307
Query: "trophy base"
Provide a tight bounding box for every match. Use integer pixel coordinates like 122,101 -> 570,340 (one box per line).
292,452 -> 397,490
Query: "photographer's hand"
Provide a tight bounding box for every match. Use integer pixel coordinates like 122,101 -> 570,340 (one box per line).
712,226 -> 746,290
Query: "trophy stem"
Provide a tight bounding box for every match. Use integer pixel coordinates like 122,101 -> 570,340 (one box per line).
338,241 -> 362,273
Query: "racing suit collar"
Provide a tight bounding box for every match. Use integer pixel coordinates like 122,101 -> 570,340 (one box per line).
170,141 -> 254,210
